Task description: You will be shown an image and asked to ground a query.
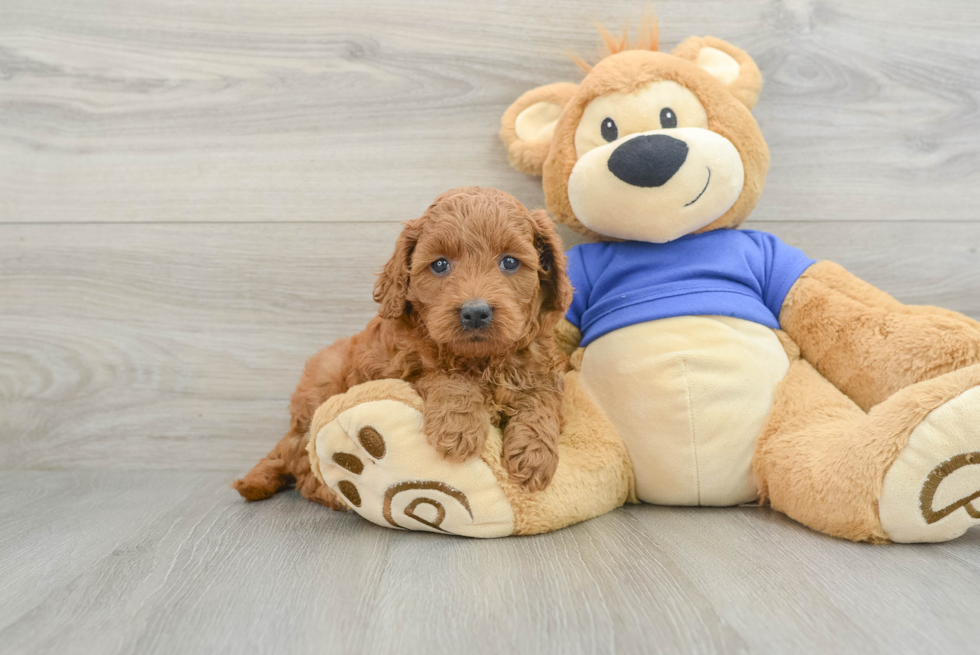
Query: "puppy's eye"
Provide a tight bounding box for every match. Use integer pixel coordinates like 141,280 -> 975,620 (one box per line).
600,117 -> 618,142
660,107 -> 677,129
430,258 -> 451,275
499,256 -> 520,273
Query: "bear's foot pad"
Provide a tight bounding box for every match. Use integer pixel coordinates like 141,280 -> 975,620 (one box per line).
310,398 -> 515,538
881,385 -> 980,543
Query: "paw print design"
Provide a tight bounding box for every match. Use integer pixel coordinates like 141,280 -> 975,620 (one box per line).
308,394 -> 515,538
920,452 -> 980,524
881,384 -> 980,542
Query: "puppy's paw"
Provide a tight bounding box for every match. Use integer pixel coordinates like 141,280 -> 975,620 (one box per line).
502,425 -> 558,492
425,423 -> 488,462
423,410 -> 489,462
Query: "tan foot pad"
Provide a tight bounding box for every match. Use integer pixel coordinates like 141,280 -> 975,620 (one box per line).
881,386 -> 980,543
309,399 -> 515,538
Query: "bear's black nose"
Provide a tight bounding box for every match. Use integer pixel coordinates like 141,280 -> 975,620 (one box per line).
607,134 -> 688,187
459,299 -> 493,330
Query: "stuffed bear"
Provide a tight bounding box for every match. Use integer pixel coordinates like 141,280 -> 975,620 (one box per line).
305,18 -> 980,543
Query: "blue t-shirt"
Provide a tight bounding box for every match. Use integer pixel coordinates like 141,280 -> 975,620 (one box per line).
565,230 -> 815,346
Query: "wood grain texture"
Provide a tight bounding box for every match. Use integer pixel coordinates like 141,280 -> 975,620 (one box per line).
2,221 -> 978,470
1,0 -> 979,223
0,471 -> 978,655
0,470 -> 226,635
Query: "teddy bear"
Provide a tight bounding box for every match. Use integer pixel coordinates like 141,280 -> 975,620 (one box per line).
304,17 -> 980,543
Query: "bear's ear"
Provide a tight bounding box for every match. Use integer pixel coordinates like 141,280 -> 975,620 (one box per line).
500,82 -> 579,176
672,36 -> 763,110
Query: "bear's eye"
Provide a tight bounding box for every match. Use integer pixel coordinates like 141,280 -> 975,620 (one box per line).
660,107 -> 677,129
499,256 -> 520,273
600,117 -> 618,142
430,258 -> 451,275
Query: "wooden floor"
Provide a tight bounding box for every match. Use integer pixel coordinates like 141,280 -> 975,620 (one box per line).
0,472 -> 978,655
2,0 -> 979,653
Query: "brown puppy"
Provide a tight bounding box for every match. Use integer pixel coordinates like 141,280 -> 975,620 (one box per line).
234,187 -> 573,509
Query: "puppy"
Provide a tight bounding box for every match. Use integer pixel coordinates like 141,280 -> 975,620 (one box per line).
234,186 -> 573,509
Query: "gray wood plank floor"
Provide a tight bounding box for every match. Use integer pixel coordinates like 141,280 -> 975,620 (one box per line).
1,472 -> 979,655
2,0 -> 980,653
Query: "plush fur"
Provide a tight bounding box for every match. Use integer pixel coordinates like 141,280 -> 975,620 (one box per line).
780,261 -> 980,412
491,17 -> 980,542
305,374 -> 636,535
754,355 -> 980,543
501,82 -> 579,177
500,25 -> 769,242
233,187 -> 573,506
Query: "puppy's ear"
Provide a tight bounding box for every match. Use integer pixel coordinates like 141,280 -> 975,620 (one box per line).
530,209 -> 573,329
373,219 -> 421,319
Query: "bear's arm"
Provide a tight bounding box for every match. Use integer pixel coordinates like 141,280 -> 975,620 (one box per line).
778,260 -> 980,411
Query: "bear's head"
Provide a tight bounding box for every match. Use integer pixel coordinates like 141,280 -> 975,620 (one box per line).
500,18 -> 769,243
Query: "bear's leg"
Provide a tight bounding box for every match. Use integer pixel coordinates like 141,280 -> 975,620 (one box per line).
754,359 -> 980,543
307,372 -> 634,537
781,261 -> 980,410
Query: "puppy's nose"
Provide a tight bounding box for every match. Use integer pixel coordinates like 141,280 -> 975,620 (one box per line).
459,299 -> 493,330
607,134 -> 688,187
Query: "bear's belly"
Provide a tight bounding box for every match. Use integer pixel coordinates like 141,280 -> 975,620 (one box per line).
578,316 -> 790,506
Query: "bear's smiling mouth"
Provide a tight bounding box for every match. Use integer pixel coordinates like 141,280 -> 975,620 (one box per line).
684,167 -> 711,207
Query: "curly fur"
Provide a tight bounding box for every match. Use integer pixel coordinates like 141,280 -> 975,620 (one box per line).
233,187 -> 573,507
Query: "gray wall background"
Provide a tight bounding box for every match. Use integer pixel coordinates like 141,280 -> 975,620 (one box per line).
2,0 -> 978,471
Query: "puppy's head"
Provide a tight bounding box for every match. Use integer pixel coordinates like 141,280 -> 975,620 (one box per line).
373,186 -> 572,358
